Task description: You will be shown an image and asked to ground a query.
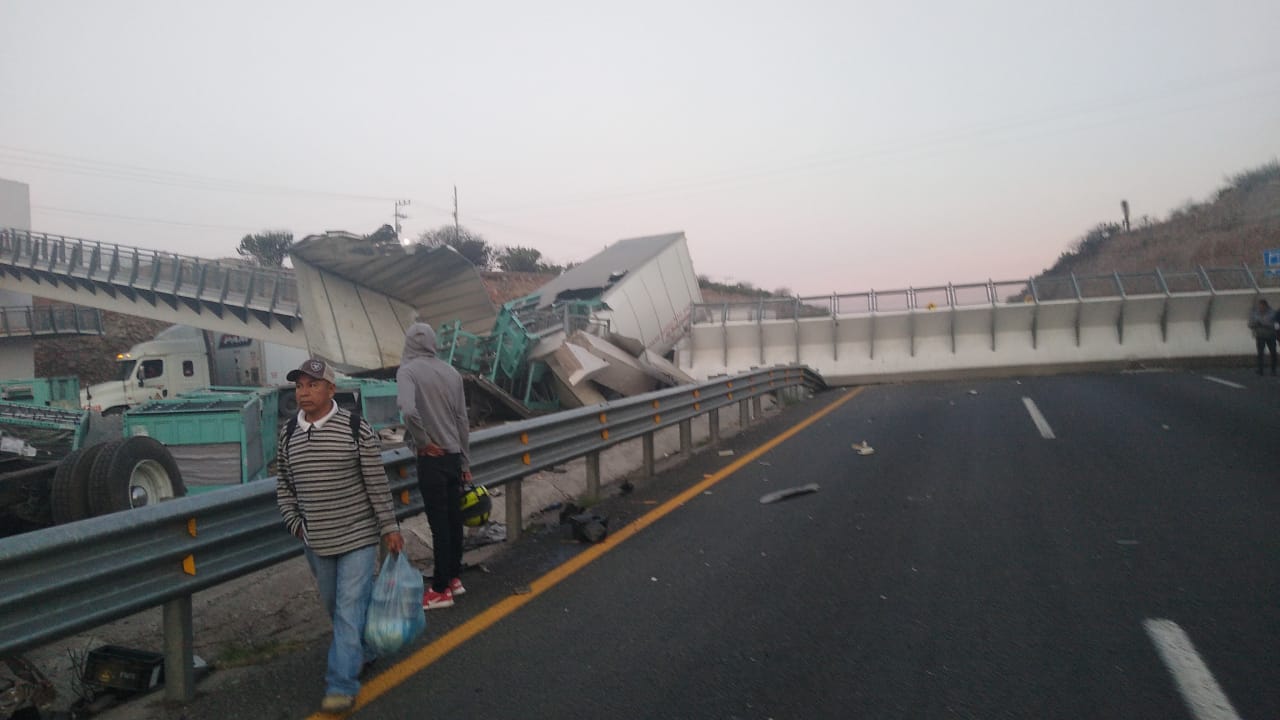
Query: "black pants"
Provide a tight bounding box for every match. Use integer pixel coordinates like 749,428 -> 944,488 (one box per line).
416,454 -> 464,592
1257,337 -> 1277,374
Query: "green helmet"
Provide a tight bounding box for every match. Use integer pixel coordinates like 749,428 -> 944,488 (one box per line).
460,483 -> 491,527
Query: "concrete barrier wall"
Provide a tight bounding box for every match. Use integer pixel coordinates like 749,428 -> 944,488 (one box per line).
681,286 -> 1280,385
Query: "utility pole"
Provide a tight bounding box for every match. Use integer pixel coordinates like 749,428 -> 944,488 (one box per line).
452,185 -> 460,244
394,199 -> 411,238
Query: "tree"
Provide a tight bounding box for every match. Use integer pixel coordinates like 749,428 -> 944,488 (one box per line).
417,225 -> 494,269
236,231 -> 293,268
496,245 -> 549,273
365,224 -> 400,249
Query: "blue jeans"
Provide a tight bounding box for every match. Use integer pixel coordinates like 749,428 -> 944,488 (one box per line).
305,544 -> 378,697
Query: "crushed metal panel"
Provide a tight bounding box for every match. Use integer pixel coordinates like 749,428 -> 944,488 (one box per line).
542,353 -> 609,409
639,349 -> 695,386
599,236 -> 703,355
292,260 -> 414,370
568,332 -> 659,396
553,341 -> 611,386
533,232 -> 684,308
529,232 -> 703,355
290,233 -> 498,369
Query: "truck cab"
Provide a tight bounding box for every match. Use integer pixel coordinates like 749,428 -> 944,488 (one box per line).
82,326 -> 212,413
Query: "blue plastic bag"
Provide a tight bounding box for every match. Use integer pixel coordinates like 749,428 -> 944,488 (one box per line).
363,552 -> 426,656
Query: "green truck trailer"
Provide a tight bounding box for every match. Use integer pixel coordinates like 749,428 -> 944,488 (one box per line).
0,378 -> 402,536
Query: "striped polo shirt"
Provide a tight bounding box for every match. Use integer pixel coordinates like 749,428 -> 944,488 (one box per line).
275,402 -> 398,556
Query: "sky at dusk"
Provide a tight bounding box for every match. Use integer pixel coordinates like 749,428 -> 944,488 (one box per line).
2,0 -> 1278,297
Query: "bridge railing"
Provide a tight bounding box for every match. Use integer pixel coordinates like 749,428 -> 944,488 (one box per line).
0,365 -> 824,701
0,304 -> 103,337
0,229 -> 300,320
683,266 -> 1280,382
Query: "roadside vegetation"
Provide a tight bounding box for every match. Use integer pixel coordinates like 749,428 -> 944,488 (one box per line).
1039,160 -> 1280,279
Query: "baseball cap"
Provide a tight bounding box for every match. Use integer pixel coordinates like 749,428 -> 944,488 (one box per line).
286,358 -> 336,383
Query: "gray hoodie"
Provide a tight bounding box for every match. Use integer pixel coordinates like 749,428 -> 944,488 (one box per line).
1249,304 -> 1277,340
396,322 -> 470,470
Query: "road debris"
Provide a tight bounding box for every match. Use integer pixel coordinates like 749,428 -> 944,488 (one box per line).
718,450 -> 735,457
852,441 -> 875,456
967,389 -> 979,395
567,512 -> 609,543
759,483 -> 821,504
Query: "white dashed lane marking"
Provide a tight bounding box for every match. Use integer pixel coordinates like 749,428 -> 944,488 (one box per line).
1021,397 -> 1056,439
1144,619 -> 1242,720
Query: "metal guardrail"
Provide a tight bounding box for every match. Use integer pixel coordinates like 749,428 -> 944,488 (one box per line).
0,228 -> 300,330
0,365 -> 824,700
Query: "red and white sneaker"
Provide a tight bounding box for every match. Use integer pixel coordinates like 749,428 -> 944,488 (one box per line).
422,588 -> 454,610
449,578 -> 466,596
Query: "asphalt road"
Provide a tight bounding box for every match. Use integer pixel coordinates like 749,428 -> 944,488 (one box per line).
130,367 -> 1280,720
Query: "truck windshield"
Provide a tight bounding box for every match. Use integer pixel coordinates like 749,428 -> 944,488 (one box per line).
116,360 -> 137,382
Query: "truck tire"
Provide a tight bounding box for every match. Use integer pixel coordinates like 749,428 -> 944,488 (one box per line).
50,444 -> 107,525
86,437 -> 186,516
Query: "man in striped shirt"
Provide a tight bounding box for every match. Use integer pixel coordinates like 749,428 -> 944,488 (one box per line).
276,358 -> 404,715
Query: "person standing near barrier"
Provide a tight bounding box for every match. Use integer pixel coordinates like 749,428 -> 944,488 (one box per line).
1248,298 -> 1278,376
396,322 -> 472,610
276,358 -> 404,714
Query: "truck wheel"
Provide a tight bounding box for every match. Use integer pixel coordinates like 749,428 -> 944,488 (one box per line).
87,437 -> 186,516
50,444 -> 107,525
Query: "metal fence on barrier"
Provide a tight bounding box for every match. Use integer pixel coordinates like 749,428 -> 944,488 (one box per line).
0,365 -> 825,701
691,265 -> 1280,325
0,304 -> 104,337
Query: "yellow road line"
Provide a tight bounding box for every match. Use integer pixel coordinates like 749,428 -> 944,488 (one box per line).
311,386 -> 864,718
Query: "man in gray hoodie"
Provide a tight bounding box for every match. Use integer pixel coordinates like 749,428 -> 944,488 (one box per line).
396,322 -> 472,609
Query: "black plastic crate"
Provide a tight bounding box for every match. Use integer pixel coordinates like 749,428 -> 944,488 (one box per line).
82,645 -> 163,692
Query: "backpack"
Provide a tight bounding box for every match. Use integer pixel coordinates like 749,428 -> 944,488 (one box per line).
280,410 -> 364,496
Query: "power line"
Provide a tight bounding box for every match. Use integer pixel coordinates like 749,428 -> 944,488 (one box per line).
479,62 -> 1280,216
0,145 -> 402,202
31,204 -> 260,232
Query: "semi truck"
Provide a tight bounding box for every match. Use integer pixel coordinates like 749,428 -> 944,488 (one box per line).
81,325 -> 310,415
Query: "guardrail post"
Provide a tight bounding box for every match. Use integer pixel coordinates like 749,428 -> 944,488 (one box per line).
642,433 -> 655,477
585,451 -> 601,499
709,409 -> 720,445
163,595 -> 195,702
739,398 -> 750,428
751,395 -> 763,420
679,419 -> 692,455
506,479 -> 523,542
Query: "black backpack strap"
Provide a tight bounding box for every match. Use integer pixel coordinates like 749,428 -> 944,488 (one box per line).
281,416 -> 299,496
349,411 -> 363,446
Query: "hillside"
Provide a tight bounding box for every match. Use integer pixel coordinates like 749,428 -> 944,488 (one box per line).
1039,161 -> 1280,279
